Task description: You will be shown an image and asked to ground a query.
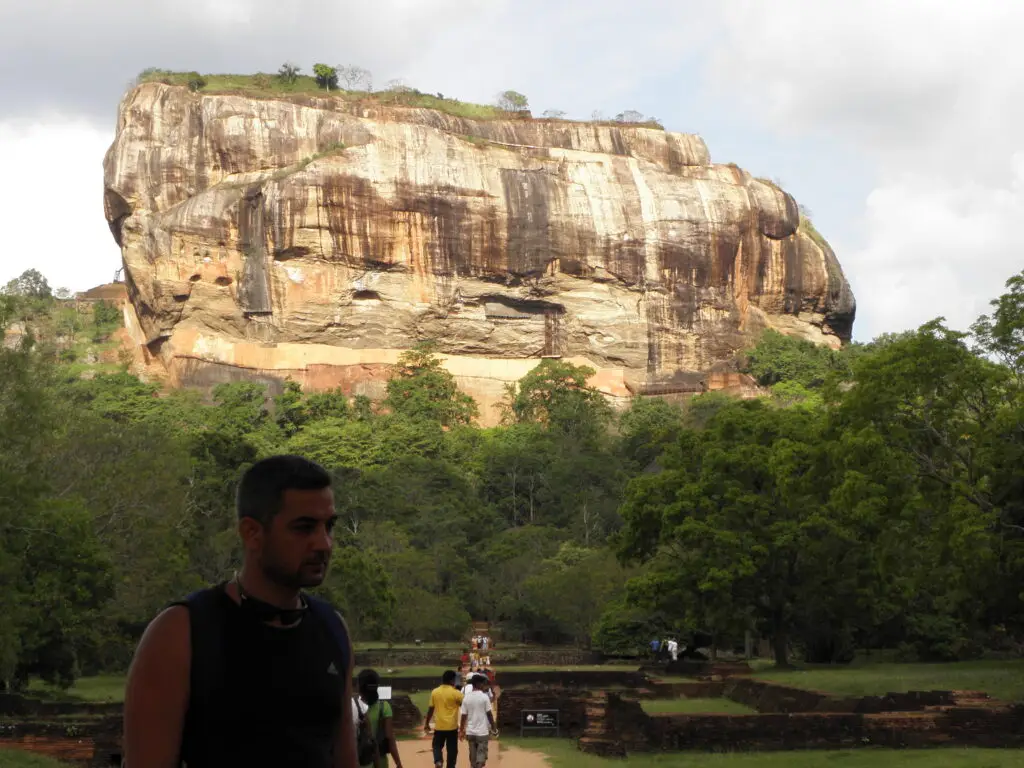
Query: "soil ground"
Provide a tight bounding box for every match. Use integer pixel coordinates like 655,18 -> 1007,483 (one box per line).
395,733 -> 550,767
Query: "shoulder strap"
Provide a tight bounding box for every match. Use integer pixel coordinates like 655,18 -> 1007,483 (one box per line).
306,595 -> 352,677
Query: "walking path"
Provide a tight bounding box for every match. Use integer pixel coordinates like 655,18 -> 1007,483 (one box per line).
395,736 -> 550,767
410,625 -> 551,767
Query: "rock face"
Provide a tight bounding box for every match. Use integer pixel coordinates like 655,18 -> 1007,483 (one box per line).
103,83 -> 855,423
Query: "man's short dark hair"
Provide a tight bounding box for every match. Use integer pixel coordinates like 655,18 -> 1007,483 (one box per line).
442,670 -> 457,685
236,455 -> 331,525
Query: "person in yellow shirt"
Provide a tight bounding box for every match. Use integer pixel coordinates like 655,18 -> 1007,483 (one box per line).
423,670 -> 464,768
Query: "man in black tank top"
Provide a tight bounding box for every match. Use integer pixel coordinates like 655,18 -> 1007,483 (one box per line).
122,455 -> 358,768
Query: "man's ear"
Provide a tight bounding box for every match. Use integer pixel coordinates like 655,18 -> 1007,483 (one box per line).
238,516 -> 265,552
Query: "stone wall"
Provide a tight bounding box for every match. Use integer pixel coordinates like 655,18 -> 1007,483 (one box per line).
722,678 -> 831,713
0,693 -> 121,717
388,694 -> 421,731
496,689 -> 589,737
635,681 -> 726,699
722,678 -> 980,714
604,693 -> 1024,753
356,650 -> 462,667
354,648 -> 601,667
0,717 -> 122,767
494,669 -> 647,689
653,660 -> 753,678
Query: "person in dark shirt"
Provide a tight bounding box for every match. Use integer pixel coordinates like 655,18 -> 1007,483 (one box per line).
122,455 -> 358,768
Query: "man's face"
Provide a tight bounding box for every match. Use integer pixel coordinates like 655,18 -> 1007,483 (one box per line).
257,487 -> 338,589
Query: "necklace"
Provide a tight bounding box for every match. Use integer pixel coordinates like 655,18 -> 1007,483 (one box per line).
232,573 -> 308,625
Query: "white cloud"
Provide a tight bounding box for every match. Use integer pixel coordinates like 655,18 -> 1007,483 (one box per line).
850,161 -> 1024,337
0,0 -> 492,121
707,0 -> 1024,339
0,119 -> 119,292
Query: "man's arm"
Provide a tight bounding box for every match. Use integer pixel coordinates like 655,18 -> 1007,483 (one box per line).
423,703 -> 435,733
459,712 -> 468,741
383,709 -> 403,768
122,606 -> 190,768
334,613 -> 358,768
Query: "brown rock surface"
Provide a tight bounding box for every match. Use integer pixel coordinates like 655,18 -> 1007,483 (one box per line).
103,83 -> 855,423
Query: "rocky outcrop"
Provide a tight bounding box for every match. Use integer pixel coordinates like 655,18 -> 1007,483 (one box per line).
103,83 -> 855,423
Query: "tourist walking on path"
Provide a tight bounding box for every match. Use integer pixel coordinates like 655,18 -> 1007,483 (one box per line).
460,676 -> 497,768
353,669 -> 404,768
122,455 -> 358,767
667,638 -> 679,662
424,670 -> 463,768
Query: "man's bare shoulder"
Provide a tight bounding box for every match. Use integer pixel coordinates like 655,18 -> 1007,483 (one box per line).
135,605 -> 190,661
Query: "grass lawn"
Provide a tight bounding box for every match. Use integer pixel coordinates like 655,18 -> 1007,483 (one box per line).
359,665 -> 449,678
26,674 -> 125,702
0,751 -> 68,768
753,659 -> 1024,702
640,698 -> 755,715
406,690 -> 431,716
505,739 -> 1024,767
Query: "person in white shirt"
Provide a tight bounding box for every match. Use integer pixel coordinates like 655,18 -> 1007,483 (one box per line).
459,677 -> 496,768
463,673 -> 494,701
667,638 -> 679,662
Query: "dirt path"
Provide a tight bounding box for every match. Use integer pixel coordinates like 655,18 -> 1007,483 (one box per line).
404,628 -> 549,767
396,734 -> 550,767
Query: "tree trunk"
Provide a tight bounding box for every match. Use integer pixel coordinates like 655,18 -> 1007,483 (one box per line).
772,631 -> 790,667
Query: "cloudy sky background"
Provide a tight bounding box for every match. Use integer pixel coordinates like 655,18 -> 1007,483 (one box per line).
1,0 -> 1020,341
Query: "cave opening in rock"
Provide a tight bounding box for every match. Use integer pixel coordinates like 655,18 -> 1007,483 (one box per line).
353,290 -> 382,302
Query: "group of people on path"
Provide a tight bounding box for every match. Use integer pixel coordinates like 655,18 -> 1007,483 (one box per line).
423,666 -> 497,768
650,636 -> 680,661
119,454 -> 497,768
423,632 -> 499,767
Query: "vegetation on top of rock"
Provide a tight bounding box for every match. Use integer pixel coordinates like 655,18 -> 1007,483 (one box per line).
496,89 -> 530,113
799,212 -> 830,252
3,268 -> 52,299
312,63 -> 338,90
133,68 -> 668,129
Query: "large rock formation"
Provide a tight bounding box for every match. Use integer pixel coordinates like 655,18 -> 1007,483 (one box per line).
103,83 -> 855,423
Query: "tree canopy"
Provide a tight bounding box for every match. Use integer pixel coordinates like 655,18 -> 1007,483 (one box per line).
4,266 -> 1024,688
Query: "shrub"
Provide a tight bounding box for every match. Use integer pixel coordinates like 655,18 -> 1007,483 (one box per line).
496,90 -> 529,113
312,63 -> 338,90
278,62 -> 300,84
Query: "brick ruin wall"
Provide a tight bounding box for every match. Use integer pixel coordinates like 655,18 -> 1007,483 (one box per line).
4,676 -> 1024,762
354,648 -> 601,667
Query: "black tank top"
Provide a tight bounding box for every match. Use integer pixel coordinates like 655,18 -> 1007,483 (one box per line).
178,586 -> 345,768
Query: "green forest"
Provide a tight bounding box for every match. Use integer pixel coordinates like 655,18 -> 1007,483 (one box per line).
2,267 -> 1024,690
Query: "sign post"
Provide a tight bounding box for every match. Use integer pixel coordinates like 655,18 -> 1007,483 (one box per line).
520,709 -> 560,737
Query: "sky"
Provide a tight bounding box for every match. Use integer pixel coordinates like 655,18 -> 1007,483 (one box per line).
2,0 -> 1022,341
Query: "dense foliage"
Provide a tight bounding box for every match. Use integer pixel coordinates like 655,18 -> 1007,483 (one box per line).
2,268 -> 1024,689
